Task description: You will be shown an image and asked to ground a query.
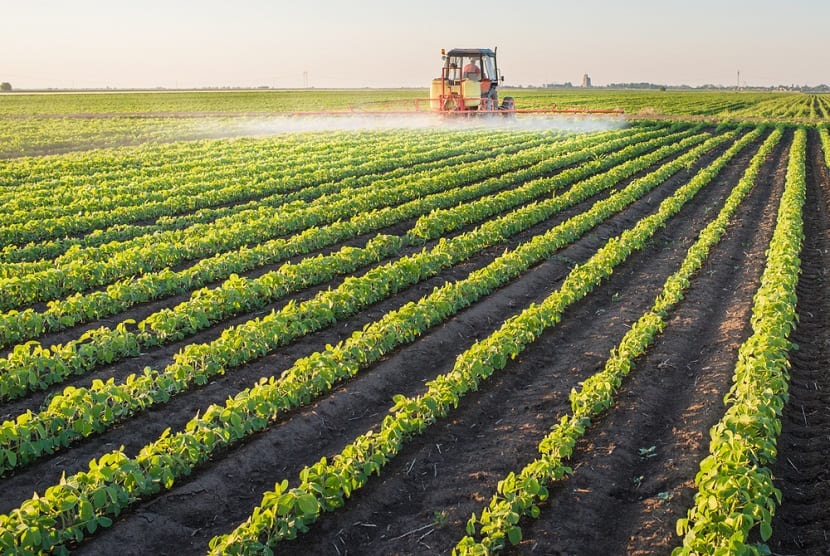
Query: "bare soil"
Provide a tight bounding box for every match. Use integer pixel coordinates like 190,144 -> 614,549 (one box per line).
766,129 -> 830,555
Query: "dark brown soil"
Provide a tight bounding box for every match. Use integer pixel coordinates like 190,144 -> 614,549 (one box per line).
3,125 -> 825,556
767,129 -> 830,555
513,130 -> 790,556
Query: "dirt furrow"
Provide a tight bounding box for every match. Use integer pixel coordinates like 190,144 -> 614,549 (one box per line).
519,129 -> 790,556
767,129 -> 830,554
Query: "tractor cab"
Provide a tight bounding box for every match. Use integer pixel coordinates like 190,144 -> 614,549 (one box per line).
431,48 -> 513,113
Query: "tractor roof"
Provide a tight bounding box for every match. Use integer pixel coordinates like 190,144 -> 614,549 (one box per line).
446,48 -> 496,58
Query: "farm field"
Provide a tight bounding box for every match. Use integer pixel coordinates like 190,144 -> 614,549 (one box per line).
2,89 -> 828,159
0,90 -> 829,555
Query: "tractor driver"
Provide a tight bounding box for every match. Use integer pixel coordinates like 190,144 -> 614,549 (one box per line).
463,59 -> 481,81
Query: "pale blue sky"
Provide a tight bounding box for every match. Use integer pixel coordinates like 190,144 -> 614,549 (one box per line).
2,0 -> 828,89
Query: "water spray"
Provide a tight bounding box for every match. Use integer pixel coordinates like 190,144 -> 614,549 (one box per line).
193,112 -> 627,140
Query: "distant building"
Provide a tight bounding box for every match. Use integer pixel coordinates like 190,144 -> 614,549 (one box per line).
582,74 -> 592,88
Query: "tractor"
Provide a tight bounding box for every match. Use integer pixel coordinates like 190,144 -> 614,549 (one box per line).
430,48 -> 514,114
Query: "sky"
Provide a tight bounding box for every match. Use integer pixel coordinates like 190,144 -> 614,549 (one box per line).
2,0 -> 828,90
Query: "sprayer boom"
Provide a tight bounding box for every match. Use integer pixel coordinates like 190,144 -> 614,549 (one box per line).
281,47 -> 624,119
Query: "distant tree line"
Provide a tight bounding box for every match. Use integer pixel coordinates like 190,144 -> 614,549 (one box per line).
540,81 -> 830,93
0,82 -> 12,92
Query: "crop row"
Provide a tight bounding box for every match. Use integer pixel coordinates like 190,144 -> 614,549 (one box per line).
0,126 -> 645,310
209,126 -> 758,555
0,234 -> 403,403
0,125 -> 695,400
510,90 -> 791,120
674,128 -> 806,554
2,111 -> 402,159
0,131 -> 557,270
454,127 -> 781,554
0,125 -> 717,477
0,128 -> 738,553
0,125 -> 672,346
0,127 -> 483,209
1,131 -> 370,218
0,125 -> 703,409
0,115 -> 227,159
727,96 -> 829,122
1,132 -> 413,239
0,129 -> 554,261
407,125 -> 698,241
0,130 -> 553,267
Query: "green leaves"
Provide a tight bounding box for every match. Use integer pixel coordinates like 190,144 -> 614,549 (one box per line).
455,126 -> 770,555
675,128 -> 806,555
4,126 -> 680,554
212,126 -> 759,555
1,126 -> 691,480
3,121 -> 784,555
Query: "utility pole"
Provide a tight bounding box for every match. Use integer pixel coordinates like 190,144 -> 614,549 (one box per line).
737,69 -> 740,91
303,71 -> 309,88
